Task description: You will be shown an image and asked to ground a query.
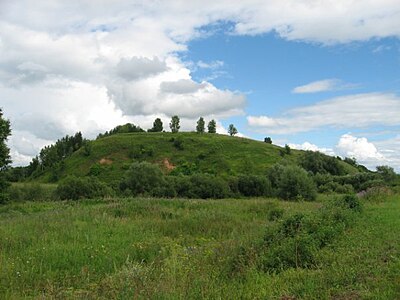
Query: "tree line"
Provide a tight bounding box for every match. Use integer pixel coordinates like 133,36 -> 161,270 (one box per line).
97,116 -> 238,138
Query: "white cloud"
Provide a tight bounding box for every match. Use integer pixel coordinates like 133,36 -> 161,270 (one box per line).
248,93 -> 400,134
115,57 -> 168,81
289,134 -> 400,172
2,0 -> 400,165
288,142 -> 335,156
375,135 -> 400,173
160,79 -> 207,94
292,79 -> 341,94
336,134 -> 384,161
197,60 -> 224,70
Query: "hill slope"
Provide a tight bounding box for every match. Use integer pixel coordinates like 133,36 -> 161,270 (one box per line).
37,132 -> 359,182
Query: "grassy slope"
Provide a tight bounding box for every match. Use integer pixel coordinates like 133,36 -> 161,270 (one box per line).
37,132 -> 358,182
0,195 -> 399,298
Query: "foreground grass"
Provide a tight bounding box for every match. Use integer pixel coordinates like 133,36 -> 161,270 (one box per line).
0,196 -> 399,299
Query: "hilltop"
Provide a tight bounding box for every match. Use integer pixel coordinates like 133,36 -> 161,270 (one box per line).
31,132 -> 360,183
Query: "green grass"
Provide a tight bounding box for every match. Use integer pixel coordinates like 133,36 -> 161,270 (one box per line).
34,132 -> 359,182
1,195 -> 399,299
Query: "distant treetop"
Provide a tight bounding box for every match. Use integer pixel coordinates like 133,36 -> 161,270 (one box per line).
97,123 -> 144,139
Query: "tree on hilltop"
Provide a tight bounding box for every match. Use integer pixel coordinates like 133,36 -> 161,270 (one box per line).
208,119 -> 216,133
196,117 -> 205,133
169,115 -> 180,133
228,124 -> 238,136
148,118 -> 163,132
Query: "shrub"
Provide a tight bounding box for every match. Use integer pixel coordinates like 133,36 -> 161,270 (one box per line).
227,177 -> 240,198
56,176 -> 113,200
362,186 -> 393,202
173,139 -> 184,150
168,175 -> 192,198
267,207 -> 284,221
151,176 -> 177,198
0,174 -> 10,204
341,194 -> 362,212
275,165 -> 317,201
187,174 -> 230,199
335,184 -> 354,194
301,151 -> 344,175
335,173 -> 378,192
260,196 -> 360,272
8,183 -> 56,202
121,162 -> 165,196
237,175 -> 272,197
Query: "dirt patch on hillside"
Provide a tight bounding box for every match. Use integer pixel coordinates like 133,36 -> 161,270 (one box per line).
163,158 -> 175,171
99,158 -> 113,165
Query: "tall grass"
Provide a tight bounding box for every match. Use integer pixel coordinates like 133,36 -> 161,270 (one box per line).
0,195 -> 399,298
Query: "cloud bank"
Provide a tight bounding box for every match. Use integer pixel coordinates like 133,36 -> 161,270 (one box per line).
1,0 -> 400,165
248,93 -> 400,134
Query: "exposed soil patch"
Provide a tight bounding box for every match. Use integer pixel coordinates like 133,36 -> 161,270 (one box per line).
163,158 -> 175,171
99,158 -> 113,165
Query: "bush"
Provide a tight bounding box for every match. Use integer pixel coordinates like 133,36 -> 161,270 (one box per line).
56,176 -> 113,200
267,207 -> 284,221
0,174 -> 10,204
272,165 -> 317,201
187,174 -> 230,199
151,176 -> 177,198
335,173 -> 378,192
237,175 -> 272,197
342,194 -> 362,212
301,151 -> 344,175
121,162 -> 165,196
8,183 -> 56,202
361,186 -> 393,202
260,196 -> 360,272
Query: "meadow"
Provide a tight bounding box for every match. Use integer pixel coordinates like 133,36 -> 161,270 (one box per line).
1,194 -> 399,299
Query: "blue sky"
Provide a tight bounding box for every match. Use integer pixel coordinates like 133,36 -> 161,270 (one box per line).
0,1 -> 399,171
186,30 -> 400,170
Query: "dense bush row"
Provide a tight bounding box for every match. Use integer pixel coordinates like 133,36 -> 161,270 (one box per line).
52,162 -> 318,201
4,157 -> 397,203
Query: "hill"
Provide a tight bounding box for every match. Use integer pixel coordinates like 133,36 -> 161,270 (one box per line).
33,132 -> 360,183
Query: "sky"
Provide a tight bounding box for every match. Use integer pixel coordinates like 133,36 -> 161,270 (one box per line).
0,0 -> 400,171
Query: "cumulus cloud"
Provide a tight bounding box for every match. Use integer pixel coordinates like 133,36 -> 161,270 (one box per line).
160,79 -> 207,94
288,134 -> 400,172
336,134 -> 384,161
2,0 -> 400,165
335,133 -> 389,170
115,57 -> 168,81
248,93 -> 400,134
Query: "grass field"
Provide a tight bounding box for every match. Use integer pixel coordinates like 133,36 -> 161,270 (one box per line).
1,195 -> 399,299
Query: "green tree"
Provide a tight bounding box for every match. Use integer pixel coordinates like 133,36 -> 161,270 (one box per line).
169,115 -> 180,133
196,117 -> 205,133
268,164 -> 317,201
285,144 -> 291,155
0,108 -> 11,203
0,109 -> 11,171
121,162 -> 165,196
148,118 -> 163,132
376,165 -> 397,183
228,124 -> 238,136
208,119 -> 216,133
264,137 -> 272,144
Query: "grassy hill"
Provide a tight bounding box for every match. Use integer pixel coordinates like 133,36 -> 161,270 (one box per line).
35,132 -> 359,182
